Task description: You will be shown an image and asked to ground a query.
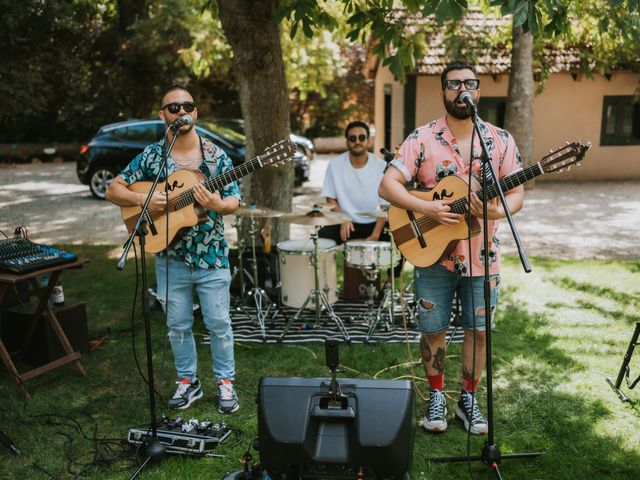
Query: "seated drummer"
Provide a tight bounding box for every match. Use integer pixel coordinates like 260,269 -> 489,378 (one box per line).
319,121 -> 389,245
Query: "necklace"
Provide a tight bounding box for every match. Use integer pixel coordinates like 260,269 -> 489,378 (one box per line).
169,136 -> 205,167
173,156 -> 199,167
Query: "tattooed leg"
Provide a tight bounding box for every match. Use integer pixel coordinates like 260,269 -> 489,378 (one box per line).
420,332 -> 446,377
461,329 -> 486,391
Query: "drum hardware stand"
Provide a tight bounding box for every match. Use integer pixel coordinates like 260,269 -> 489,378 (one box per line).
358,266 -> 381,327
607,321 -> 640,402
230,218 -> 251,301
236,214 -> 277,340
280,228 -> 349,342
365,226 -> 416,342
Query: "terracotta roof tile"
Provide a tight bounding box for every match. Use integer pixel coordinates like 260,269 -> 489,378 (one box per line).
396,9 -> 587,75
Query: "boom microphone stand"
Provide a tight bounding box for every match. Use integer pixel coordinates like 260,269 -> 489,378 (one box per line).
429,94 -> 542,478
117,122 -> 185,478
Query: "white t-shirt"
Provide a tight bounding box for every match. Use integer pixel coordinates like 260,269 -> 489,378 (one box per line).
321,152 -> 389,224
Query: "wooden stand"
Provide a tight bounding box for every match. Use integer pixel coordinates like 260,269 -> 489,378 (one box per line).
0,260 -> 87,398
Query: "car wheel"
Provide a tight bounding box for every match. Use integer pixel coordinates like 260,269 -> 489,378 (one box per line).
89,166 -> 116,199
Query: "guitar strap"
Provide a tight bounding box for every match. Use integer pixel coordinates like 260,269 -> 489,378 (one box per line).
412,142 -> 426,189
199,136 -> 217,178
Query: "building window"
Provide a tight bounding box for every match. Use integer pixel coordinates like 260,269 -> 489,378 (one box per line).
478,97 -> 506,128
601,96 -> 640,146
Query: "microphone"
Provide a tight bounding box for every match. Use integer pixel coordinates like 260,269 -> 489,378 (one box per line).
0,430 -> 22,455
459,91 -> 477,114
380,147 -> 394,163
169,114 -> 193,131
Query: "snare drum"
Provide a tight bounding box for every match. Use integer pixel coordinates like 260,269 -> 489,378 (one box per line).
344,240 -> 399,270
277,238 -> 338,309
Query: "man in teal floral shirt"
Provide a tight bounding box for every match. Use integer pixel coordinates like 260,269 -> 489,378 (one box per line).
106,85 -> 241,413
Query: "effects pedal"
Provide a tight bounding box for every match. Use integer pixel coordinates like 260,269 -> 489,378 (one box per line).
127,416 -> 232,455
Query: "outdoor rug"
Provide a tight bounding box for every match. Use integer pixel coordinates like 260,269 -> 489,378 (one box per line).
226,296 -> 465,345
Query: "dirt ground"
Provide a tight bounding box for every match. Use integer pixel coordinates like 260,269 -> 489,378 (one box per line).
0,158 -> 638,261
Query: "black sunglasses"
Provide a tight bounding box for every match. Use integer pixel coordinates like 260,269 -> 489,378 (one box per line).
347,134 -> 367,143
443,79 -> 480,91
162,102 -> 196,114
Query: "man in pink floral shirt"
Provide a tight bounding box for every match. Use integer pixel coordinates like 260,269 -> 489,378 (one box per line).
379,61 -> 524,435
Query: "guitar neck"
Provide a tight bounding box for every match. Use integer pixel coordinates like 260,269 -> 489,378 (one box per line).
451,162 -> 543,215
478,162 -> 544,202
175,156 -> 263,209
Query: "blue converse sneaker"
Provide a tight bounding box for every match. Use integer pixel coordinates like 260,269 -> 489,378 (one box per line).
217,379 -> 239,413
168,378 -> 203,410
423,389 -> 447,433
456,390 -> 488,435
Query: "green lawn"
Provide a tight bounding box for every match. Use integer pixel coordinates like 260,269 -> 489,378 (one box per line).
1,246 -> 639,479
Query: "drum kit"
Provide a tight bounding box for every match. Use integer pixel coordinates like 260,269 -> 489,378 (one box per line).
232,202 -> 415,342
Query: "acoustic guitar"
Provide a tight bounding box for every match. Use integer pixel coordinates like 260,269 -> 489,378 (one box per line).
121,139 -> 296,253
388,141 -> 592,268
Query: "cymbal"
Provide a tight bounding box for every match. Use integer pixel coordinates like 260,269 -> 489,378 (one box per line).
293,202 -> 333,212
235,204 -> 284,218
355,209 -> 388,219
281,208 -> 351,227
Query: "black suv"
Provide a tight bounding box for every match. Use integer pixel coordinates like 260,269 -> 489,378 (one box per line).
77,119 -> 310,199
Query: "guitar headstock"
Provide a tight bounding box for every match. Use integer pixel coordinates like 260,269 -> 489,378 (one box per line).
540,141 -> 592,174
258,139 -> 297,168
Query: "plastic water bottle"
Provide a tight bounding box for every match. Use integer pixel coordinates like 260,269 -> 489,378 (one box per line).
51,282 -> 64,306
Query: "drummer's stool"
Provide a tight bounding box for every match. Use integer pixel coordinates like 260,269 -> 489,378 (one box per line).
342,263 -> 380,301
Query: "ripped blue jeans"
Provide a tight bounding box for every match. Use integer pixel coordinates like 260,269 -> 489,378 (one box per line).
155,257 -> 235,382
414,263 -> 499,334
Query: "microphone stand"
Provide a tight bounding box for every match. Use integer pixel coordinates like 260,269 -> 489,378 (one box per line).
429,105 -> 542,479
117,123 -> 183,479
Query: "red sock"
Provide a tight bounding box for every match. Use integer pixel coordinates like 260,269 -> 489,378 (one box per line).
463,376 -> 480,393
427,374 -> 444,391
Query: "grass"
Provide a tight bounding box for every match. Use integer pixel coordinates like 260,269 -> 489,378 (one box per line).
1,246 -> 639,479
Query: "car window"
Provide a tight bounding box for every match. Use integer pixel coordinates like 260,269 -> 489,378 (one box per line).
198,120 -> 246,144
112,124 -> 160,143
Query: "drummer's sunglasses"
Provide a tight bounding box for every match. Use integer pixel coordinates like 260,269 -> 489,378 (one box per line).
162,102 -> 196,114
348,134 -> 367,143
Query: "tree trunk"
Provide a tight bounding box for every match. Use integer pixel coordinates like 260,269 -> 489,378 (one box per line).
217,0 -> 293,243
504,24 -> 534,185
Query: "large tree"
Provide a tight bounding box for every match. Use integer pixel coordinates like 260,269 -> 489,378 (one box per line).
505,24 -> 534,171
217,0 -> 293,242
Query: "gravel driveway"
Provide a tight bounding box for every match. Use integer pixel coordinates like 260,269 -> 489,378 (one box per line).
1,158 -> 638,260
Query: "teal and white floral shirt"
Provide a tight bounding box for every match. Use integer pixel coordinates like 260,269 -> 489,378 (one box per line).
118,136 -> 241,269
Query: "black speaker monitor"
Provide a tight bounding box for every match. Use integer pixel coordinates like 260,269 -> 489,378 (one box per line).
258,377 -> 416,478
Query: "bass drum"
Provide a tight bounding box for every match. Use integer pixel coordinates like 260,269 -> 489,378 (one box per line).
277,238 -> 338,309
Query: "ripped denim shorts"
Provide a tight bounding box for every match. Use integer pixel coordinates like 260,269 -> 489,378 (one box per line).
414,263 -> 500,334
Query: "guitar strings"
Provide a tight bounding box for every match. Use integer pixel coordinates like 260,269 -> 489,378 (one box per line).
412,163 -> 542,230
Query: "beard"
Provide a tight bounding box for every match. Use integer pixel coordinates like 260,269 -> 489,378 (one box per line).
174,122 -> 195,134
444,95 -> 472,120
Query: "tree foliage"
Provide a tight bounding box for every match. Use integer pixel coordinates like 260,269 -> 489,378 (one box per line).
280,0 -> 640,82
1,0 -> 639,145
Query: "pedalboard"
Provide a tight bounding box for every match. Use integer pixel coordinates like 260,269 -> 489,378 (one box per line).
127,416 -> 232,455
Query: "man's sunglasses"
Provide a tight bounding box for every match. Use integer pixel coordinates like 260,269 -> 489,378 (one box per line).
162,102 -> 196,114
443,79 -> 480,91
347,134 -> 367,143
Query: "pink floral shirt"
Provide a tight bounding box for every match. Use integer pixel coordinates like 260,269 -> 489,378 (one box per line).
391,115 -> 522,276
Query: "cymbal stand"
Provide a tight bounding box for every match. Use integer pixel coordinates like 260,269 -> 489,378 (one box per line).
280,228 -> 349,342
238,214 -> 275,340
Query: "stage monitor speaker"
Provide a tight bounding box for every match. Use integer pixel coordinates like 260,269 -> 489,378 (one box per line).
258,377 -> 416,479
